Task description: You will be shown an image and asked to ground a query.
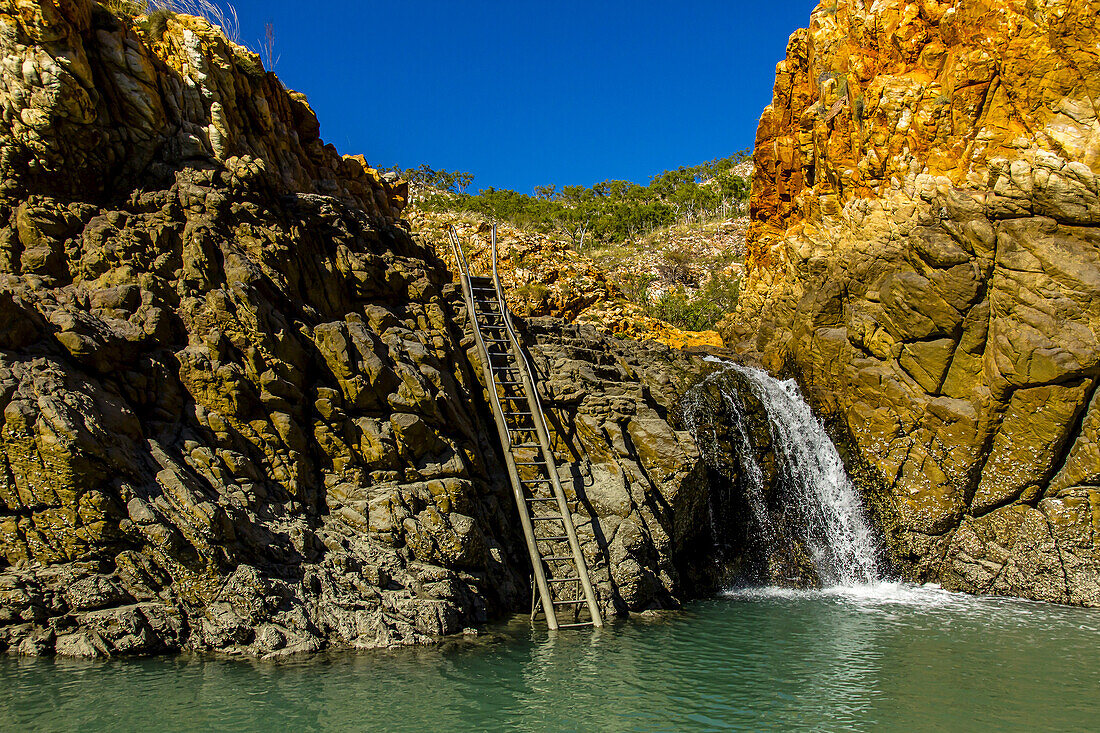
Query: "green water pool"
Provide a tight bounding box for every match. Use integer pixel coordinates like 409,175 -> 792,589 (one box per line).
2,583 -> 1098,732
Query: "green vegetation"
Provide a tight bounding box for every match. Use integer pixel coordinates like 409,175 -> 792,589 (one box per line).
514,282 -> 552,305
390,151 -> 752,250
647,273 -> 740,331
396,165 -> 475,195
394,155 -> 751,332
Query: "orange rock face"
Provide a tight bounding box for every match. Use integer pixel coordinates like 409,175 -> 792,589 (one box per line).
736,0 -> 1100,606
749,0 -> 1099,270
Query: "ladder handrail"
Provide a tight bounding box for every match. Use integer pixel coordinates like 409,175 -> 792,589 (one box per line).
488,226 -> 603,628
448,225 -> 471,280
449,223 -> 603,630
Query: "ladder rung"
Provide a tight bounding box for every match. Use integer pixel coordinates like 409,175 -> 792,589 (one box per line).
457,238 -> 604,634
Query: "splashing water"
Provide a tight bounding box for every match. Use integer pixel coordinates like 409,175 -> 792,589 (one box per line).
684,364 -> 882,587
737,365 -> 881,585
683,366 -> 777,561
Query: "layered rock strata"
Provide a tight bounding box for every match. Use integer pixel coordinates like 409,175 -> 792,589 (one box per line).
520,319 -> 717,608
0,1 -> 719,656
733,0 -> 1100,604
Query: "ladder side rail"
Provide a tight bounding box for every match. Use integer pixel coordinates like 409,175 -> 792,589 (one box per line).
459,262 -> 559,630
490,227 -> 604,627
448,225 -> 472,279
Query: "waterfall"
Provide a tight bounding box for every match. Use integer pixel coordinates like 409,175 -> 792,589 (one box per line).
682,364 -> 881,587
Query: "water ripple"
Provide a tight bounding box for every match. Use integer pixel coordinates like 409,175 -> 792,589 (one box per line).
2,590 -> 1098,732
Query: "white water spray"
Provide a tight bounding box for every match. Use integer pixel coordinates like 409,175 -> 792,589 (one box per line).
733,366 -> 880,586
684,364 -> 882,587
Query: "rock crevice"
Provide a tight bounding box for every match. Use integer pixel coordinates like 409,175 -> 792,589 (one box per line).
730,0 -> 1100,605
0,0 -> 724,656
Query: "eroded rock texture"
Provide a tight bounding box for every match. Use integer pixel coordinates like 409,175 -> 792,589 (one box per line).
731,0 -> 1100,604
415,213 -> 726,350
521,320 -> 716,609
0,1 -> 718,656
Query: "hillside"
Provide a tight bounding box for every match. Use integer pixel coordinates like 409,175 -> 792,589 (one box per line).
400,158 -> 753,350
0,0 -> 731,657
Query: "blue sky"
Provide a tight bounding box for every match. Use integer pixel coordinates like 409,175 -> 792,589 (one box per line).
219,1 -> 817,192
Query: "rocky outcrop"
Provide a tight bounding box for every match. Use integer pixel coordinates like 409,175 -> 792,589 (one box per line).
413,212 -> 726,350
732,0 -> 1100,605
0,1 -> 402,213
521,319 -> 719,608
0,1 -> 721,657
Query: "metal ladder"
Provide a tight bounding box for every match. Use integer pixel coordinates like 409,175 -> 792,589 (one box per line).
449,225 -> 603,630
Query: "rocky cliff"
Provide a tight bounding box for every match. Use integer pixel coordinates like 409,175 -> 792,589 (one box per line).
732,0 -> 1100,604
0,1 -> 722,657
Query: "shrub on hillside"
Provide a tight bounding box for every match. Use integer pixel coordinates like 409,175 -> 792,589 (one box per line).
648,274 -> 740,331
397,151 -> 752,250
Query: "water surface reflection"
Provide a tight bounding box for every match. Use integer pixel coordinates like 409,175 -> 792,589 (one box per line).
2,585 -> 1097,731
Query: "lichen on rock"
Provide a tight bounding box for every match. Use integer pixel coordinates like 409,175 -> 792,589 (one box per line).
729,0 -> 1100,605
0,0 -> 728,656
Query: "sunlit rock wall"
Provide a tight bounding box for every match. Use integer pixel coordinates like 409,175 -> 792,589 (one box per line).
0,0 -> 720,656
731,0 -> 1100,605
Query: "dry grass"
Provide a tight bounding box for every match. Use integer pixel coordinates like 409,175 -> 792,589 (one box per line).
103,0 -> 146,15
150,0 -> 240,42
104,0 -> 241,43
